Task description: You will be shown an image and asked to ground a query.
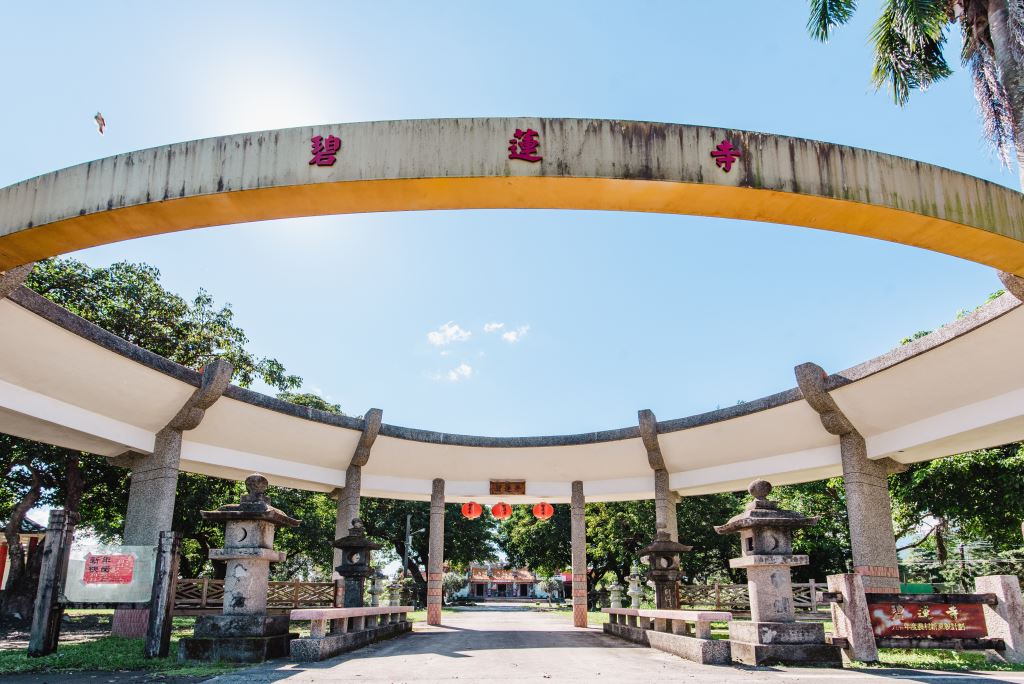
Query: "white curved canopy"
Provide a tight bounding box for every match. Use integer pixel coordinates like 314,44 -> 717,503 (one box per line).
1,287 -> 1022,502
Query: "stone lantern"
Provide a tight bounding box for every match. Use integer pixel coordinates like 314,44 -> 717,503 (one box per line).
334,518 -> 381,608
179,474 -> 300,663
627,564 -> 644,608
637,527 -> 692,610
608,581 -> 624,608
714,479 -> 839,666
368,569 -> 386,607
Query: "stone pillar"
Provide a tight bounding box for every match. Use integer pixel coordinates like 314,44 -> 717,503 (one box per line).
330,409 -> 381,585
426,478 -> 445,625
827,573 -> 879,664
571,480 -> 587,628
640,409 -> 679,543
114,360 -> 232,637
0,263 -> 34,299
976,575 -> 1024,663
795,362 -> 899,595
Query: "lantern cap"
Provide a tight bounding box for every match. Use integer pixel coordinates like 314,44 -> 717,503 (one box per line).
714,479 -> 818,535
200,472 -> 300,528
638,529 -> 692,557
334,518 -> 382,551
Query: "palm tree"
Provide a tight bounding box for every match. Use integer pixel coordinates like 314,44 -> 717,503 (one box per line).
808,0 -> 1024,187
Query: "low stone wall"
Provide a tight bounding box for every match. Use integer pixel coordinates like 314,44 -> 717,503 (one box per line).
290,620 -> 411,661
603,622 -> 731,665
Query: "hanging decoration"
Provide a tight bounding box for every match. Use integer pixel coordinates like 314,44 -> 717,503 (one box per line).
532,502 -> 554,520
491,502 -> 513,520
461,501 -> 482,519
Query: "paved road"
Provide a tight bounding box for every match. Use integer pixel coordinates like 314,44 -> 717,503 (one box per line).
207,606 -> 1024,683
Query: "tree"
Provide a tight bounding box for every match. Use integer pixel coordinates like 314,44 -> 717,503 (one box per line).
807,0 -> 1024,186
1,258 -> 304,618
441,571 -> 466,603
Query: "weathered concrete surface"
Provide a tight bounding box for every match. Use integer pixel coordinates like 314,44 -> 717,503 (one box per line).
426,478 -> 444,626
204,607 -> 1024,682
2,118 -> 1024,274
828,573 -> 879,664
604,620 -> 731,664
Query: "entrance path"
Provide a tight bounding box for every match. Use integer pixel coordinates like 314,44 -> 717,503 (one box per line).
207,606 -> 1024,683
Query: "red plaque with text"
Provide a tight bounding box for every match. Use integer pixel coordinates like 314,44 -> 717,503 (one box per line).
867,600 -> 987,639
83,553 -> 135,584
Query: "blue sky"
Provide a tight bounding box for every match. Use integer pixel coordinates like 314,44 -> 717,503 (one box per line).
0,2 -> 1013,437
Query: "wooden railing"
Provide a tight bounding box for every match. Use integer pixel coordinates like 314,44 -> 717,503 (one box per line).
174,579 -> 336,613
677,581 -> 825,612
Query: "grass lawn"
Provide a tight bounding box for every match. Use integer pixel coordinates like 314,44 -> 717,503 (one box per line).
0,615 -> 236,677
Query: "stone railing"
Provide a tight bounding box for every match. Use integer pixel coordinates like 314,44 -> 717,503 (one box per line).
174,579 -> 336,613
677,581 -> 826,612
602,607 -> 733,664
289,606 -> 414,661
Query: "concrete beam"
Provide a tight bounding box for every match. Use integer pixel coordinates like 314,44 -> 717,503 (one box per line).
0,264 -> 33,299
4,119 -> 1024,276
1000,271 -> 1024,302
795,362 -> 899,594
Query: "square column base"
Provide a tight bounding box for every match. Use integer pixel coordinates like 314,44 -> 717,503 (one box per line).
728,621 -> 841,666
179,614 -> 296,663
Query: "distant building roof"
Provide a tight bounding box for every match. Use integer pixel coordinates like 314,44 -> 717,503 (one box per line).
469,566 -> 536,583
1,517 -> 46,535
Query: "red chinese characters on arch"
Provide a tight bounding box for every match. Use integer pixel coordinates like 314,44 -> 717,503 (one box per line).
309,135 -> 341,166
83,553 -> 135,584
867,600 -> 988,639
508,128 -> 542,162
711,139 -> 741,173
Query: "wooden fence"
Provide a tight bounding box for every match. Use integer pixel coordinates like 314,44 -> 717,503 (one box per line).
678,581 -> 826,612
173,579 -> 336,614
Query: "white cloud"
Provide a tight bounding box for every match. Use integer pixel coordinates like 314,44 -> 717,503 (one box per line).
446,363 -> 473,382
439,350 -> 451,357
502,324 -> 530,343
484,322 -> 505,333
427,321 -> 471,346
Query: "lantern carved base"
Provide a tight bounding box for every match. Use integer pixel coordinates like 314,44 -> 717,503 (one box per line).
179,615 -> 295,663
727,621 -> 841,666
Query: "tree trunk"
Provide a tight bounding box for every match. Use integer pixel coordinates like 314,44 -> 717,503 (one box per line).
63,453 -> 84,516
0,471 -> 41,621
987,0 -> 1024,188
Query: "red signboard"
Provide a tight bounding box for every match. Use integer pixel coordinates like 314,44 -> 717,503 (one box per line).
83,553 -> 135,584
867,601 -> 987,639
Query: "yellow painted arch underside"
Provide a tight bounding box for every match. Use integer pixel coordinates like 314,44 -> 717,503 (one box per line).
2,176 -> 1024,275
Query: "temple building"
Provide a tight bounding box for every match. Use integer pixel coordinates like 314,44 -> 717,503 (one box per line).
453,564 -> 561,601
0,517 -> 45,589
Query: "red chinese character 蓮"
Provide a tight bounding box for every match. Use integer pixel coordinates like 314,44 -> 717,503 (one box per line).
508,128 -> 542,162
309,135 -> 341,166
711,139 -> 741,172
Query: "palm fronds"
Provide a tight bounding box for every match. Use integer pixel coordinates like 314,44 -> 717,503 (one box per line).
870,0 -> 953,105
807,0 -> 858,41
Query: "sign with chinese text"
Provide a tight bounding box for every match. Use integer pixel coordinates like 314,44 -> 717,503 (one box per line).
83,553 -> 135,584
62,544 -> 156,604
711,140 -> 741,172
868,600 -> 988,639
490,480 -> 526,496
309,135 -> 341,166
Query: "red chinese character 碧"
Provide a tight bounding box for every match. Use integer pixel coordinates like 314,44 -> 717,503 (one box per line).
309,135 -> 341,166
508,128 -> 542,162
711,139 -> 741,172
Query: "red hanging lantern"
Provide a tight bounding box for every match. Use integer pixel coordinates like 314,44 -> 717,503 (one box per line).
461,501 -> 483,519
532,502 -> 554,520
491,502 -> 513,520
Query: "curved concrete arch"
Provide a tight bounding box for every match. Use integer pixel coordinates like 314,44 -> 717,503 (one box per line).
2,118 -> 1024,273
1,285 -> 1024,502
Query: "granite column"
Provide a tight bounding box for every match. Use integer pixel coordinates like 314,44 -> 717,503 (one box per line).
427,478 -> 445,625
571,480 -> 587,628
796,363 -> 899,594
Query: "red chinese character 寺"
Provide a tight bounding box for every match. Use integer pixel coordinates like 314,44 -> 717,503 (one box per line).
711,139 -> 741,172
309,135 -> 341,166
508,128 -> 542,162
